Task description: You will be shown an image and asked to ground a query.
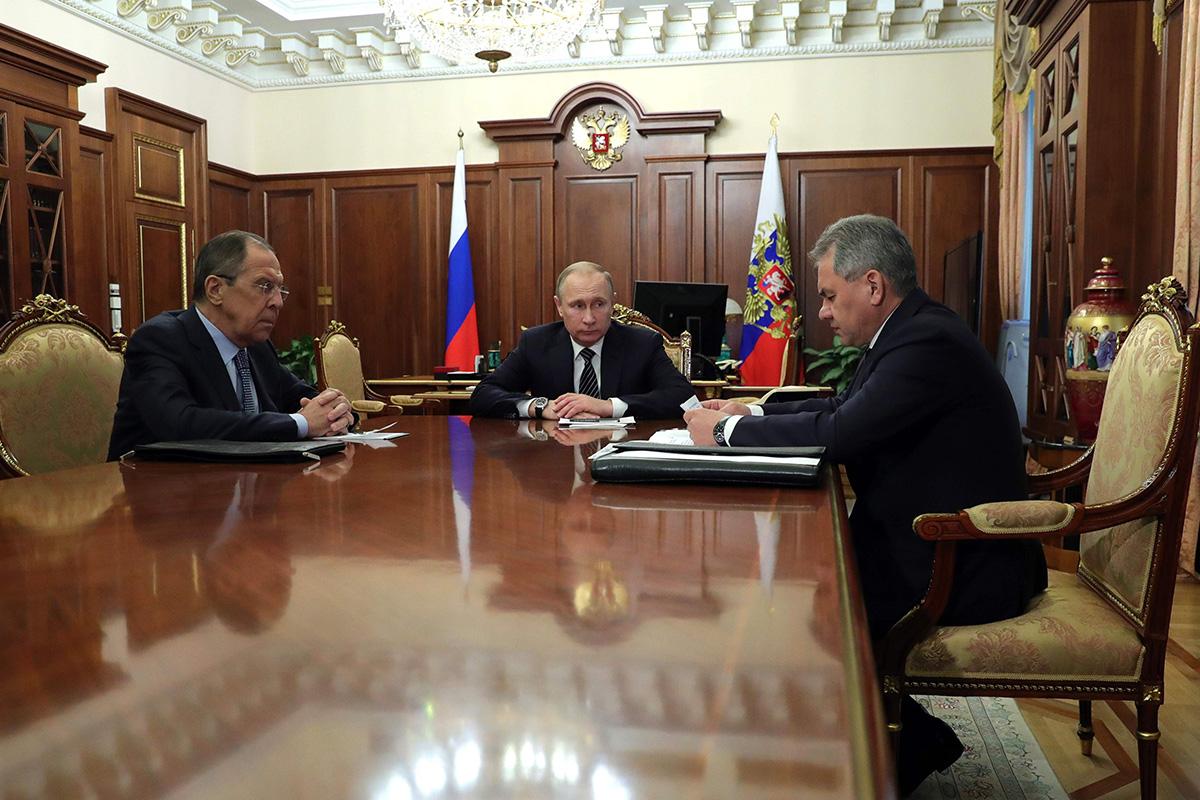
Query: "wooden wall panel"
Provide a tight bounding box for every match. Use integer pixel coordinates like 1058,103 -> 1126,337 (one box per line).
793,163 -> 902,353
261,183 -> 322,349
73,125 -> 114,332
498,169 -> 553,349
204,145 -> 998,378
131,215 -> 187,321
106,89 -> 207,328
559,176 -> 639,303
648,164 -> 703,284
910,157 -> 998,349
329,179 -> 426,377
208,164 -> 260,238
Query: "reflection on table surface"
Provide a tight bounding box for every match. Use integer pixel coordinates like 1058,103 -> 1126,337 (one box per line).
0,417 -> 890,799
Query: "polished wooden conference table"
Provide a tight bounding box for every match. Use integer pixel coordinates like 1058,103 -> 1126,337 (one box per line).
0,417 -> 893,799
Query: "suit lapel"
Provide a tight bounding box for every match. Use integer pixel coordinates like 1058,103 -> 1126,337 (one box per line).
182,307 -> 241,411
248,344 -> 280,412
599,322 -> 624,398
847,289 -> 930,396
549,326 -> 576,395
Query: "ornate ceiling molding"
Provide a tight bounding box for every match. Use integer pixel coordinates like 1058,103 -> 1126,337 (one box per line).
54,0 -> 994,90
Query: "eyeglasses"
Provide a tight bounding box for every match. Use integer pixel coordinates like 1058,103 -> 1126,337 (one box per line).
221,275 -> 290,301
250,280 -> 290,300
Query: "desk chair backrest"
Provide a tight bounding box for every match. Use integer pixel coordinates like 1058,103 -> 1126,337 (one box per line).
316,320 -> 367,404
0,295 -> 126,477
612,304 -> 692,379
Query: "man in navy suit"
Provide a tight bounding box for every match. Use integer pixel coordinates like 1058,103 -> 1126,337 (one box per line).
108,231 -> 353,460
685,215 -> 1047,795
469,261 -> 694,420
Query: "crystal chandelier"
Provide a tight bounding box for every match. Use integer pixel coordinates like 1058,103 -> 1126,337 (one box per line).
381,0 -> 604,73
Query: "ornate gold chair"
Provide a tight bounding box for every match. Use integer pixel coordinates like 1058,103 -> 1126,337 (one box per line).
612,303 -> 692,379
878,278 -> 1200,800
315,320 -> 428,416
0,295 -> 127,477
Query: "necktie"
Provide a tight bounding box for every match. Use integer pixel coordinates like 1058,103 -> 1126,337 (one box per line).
234,348 -> 257,413
578,347 -> 600,397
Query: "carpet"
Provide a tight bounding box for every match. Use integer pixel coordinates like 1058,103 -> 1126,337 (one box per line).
909,695 -> 1068,800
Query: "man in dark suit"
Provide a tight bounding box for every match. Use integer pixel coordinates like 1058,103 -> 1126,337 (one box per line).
685,214 -> 1047,795
108,231 -> 353,459
468,261 -> 694,420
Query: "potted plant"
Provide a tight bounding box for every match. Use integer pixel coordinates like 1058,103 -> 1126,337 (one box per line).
803,335 -> 863,395
277,335 -> 317,385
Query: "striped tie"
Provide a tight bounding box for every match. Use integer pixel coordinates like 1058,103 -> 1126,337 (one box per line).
234,348 -> 257,413
578,347 -> 599,397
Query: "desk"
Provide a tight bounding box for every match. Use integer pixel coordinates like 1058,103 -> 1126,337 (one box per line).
0,418 -> 893,799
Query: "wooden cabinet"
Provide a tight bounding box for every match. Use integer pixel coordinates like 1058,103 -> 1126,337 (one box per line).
0,25 -> 103,324
1022,0 -> 1161,440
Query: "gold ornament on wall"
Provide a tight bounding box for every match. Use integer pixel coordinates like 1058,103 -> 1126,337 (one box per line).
570,107 -> 631,171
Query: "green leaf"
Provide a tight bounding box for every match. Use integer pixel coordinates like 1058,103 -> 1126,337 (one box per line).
821,365 -> 847,382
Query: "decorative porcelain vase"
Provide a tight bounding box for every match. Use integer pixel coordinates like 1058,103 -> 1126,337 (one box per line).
1063,258 -> 1136,442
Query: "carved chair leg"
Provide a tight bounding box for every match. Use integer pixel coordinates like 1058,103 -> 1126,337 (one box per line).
1136,700 -> 1160,800
1077,700 -> 1094,756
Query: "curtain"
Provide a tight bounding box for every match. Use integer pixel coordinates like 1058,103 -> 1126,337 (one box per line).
998,94 -> 1027,322
1174,0 -> 1200,577
994,5 -> 1036,321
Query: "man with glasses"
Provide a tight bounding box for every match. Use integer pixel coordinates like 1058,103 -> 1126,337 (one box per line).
108,230 -> 353,459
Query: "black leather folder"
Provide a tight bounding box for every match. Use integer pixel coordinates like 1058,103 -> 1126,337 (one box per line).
589,441 -> 825,487
132,440 -> 346,463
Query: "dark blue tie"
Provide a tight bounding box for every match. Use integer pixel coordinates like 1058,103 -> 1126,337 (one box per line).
234,348 -> 257,413
579,348 -> 599,397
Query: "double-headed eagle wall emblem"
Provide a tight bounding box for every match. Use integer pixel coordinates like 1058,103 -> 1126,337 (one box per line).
571,107 -> 631,171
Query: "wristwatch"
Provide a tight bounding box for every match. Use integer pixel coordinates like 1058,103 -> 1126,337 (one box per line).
712,417 -> 730,447
530,396 -> 549,419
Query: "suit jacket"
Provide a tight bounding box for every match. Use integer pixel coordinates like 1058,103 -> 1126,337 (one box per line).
468,320 -> 694,419
107,306 -> 319,460
730,289 -> 1047,638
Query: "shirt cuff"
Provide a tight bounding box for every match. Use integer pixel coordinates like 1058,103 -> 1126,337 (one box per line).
749,404 -> 765,416
721,414 -> 742,445
517,398 -> 534,418
610,397 -> 628,418
291,413 -> 309,438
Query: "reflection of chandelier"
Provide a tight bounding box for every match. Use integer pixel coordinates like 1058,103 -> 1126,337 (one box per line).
381,0 -> 604,73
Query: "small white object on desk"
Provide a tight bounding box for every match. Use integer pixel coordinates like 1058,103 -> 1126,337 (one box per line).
648,428 -> 695,446
557,416 -> 635,429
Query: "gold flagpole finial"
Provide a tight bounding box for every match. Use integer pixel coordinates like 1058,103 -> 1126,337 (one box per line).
457,128 -> 464,150
769,113 -> 780,137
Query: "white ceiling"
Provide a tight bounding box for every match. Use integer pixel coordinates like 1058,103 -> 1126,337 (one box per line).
54,0 -> 996,88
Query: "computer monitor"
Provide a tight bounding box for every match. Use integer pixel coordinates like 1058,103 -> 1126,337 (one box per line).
632,281 -> 729,358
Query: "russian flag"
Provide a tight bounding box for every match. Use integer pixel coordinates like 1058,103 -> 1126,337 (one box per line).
739,131 -> 799,386
445,145 -> 480,371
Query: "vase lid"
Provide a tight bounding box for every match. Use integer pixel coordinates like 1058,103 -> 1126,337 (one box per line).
1085,257 -> 1126,293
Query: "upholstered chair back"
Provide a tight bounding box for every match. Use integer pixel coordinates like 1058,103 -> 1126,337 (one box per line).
0,296 -> 126,477
612,303 -> 692,379
1079,285 -> 1190,627
316,322 -> 367,404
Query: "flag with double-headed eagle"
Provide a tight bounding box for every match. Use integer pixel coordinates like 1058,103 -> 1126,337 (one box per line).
739,132 -> 799,386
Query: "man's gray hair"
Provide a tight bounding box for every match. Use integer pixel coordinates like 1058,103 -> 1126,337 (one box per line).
555,261 -> 616,297
192,230 -> 274,303
808,214 -> 917,297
